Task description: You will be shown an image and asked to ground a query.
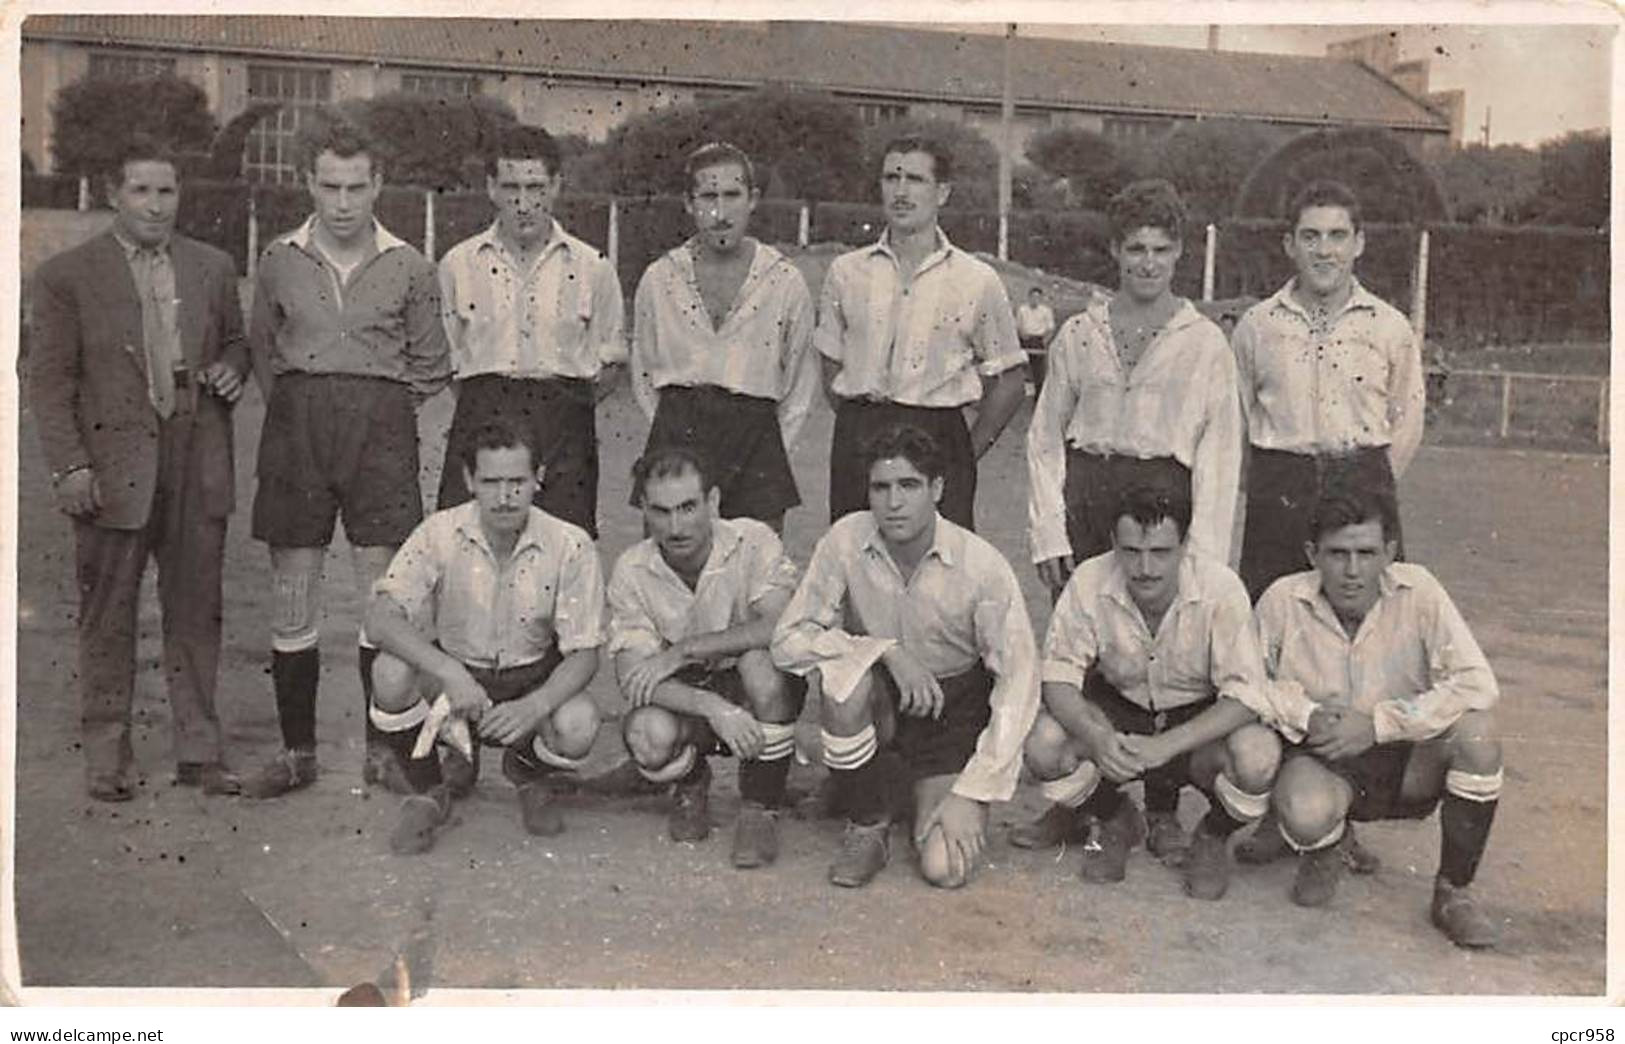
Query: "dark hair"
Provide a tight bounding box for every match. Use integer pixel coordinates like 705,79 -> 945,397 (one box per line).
297,111 -> 379,176
1107,178 -> 1186,245
460,420 -> 536,476
630,446 -> 716,507
685,141 -> 756,195
881,134 -> 952,183
105,133 -> 179,188
1113,483 -> 1192,543
485,123 -> 561,178
861,424 -> 945,483
1287,178 -> 1363,232
1309,483 -> 1400,544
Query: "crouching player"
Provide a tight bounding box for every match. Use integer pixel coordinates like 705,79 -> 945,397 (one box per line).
609,448 -> 805,867
1256,485 -> 1503,947
363,421 -> 606,854
1015,484 -> 1280,900
771,425 -> 1040,889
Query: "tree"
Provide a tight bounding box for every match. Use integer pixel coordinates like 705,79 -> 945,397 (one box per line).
1024,126 -> 1134,210
1525,130 -> 1608,229
1142,118 -> 1289,225
334,92 -> 520,190
598,86 -> 866,200
50,74 -> 216,179
1429,143 -> 1540,225
861,117 -> 1002,209
1234,126 -> 1450,224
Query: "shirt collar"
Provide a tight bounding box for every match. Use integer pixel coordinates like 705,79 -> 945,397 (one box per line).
1271,277 -> 1380,322
1102,550 -> 1202,616
452,500 -> 549,558
859,511 -> 959,569
642,517 -> 745,581
1296,563 -> 1413,626
1084,293 -> 1205,333
112,228 -> 171,257
283,215 -> 409,257
474,219 -> 573,264
864,226 -> 954,271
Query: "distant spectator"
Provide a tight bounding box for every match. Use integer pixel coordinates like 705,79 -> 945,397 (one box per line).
1016,286 -> 1057,393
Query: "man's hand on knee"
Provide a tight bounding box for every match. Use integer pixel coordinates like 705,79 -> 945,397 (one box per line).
708,703 -> 766,760
916,793 -> 987,886
480,693 -> 548,747
1309,707 -> 1376,761
882,648 -> 944,719
1086,726 -> 1145,783
438,662 -> 492,720
623,645 -> 690,707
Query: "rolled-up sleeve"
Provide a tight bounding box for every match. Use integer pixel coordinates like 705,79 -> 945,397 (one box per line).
812,259 -> 848,364
1188,336 -> 1243,566
372,520 -> 442,622
1025,319 -> 1080,564
1370,577 -> 1499,744
553,536 -> 607,654
1253,585 -> 1319,742
1040,575 -> 1100,690
1206,572 -> 1273,722
776,276 -> 819,448
606,557 -> 662,660
588,254 -> 627,368
1385,321 -> 1426,478
953,564 -> 1042,803
770,533 -> 893,702
972,270 -> 1026,377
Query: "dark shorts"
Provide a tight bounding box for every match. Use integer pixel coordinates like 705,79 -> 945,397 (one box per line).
1082,672 -> 1213,789
830,398 -> 975,530
625,662 -> 807,757
1240,446 -> 1403,602
438,375 -> 599,538
874,662 -> 995,783
642,385 -> 800,523
1283,739 -> 1441,822
252,373 -> 421,548
1062,451 -> 1192,562
468,645 -> 563,748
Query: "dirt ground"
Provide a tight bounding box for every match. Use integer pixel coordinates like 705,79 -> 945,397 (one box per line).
9,381 -> 1608,997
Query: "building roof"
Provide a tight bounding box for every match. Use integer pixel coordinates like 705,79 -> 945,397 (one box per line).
22,16 -> 1451,133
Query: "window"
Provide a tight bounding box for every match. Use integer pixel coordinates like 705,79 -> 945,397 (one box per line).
88,52 -> 177,80
853,101 -> 908,127
1102,115 -> 1173,145
400,72 -> 481,97
244,63 -> 333,185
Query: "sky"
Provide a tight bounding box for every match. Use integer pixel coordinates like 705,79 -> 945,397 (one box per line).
906,21 -> 1614,147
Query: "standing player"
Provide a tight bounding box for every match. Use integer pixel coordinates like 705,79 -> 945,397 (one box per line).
1014,285 -> 1056,393
609,448 -> 804,866
772,426 -> 1040,889
1255,486 -> 1503,947
245,114 -> 451,798
631,142 -> 817,532
815,136 -> 1027,530
437,123 -> 625,537
1013,485 -> 1279,900
363,421 -> 605,854
1232,178 -> 1425,601
28,135 -> 248,799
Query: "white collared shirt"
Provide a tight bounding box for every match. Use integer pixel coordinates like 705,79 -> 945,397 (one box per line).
770,511 -> 1040,803
607,516 -> 800,662
815,229 -> 1025,407
1042,550 -> 1271,719
437,221 -> 626,380
1025,297 -> 1242,565
1232,279 -> 1425,475
1255,563 -> 1499,744
631,241 -> 818,446
372,501 -> 606,670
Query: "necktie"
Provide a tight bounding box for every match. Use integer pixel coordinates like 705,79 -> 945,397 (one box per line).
134,248 -> 175,419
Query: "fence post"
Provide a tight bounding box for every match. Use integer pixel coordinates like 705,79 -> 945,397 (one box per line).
423,189 -> 436,261
77,176 -> 90,212
1202,223 -> 1217,302
1410,228 -> 1431,342
798,203 -> 810,248
1499,374 -> 1512,439
246,193 -> 259,284
607,197 -> 619,273
1599,378 -> 1609,446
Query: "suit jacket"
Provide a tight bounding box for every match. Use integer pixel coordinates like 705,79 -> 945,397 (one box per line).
28,231 -> 248,530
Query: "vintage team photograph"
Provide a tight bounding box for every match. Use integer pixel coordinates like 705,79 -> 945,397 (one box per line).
8,11 -> 1612,1003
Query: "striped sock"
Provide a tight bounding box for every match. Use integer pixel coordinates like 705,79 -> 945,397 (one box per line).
739,722 -> 797,807
1039,761 -> 1100,809
369,699 -> 441,793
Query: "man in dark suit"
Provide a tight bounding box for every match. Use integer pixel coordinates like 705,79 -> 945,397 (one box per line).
28,135 -> 248,801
